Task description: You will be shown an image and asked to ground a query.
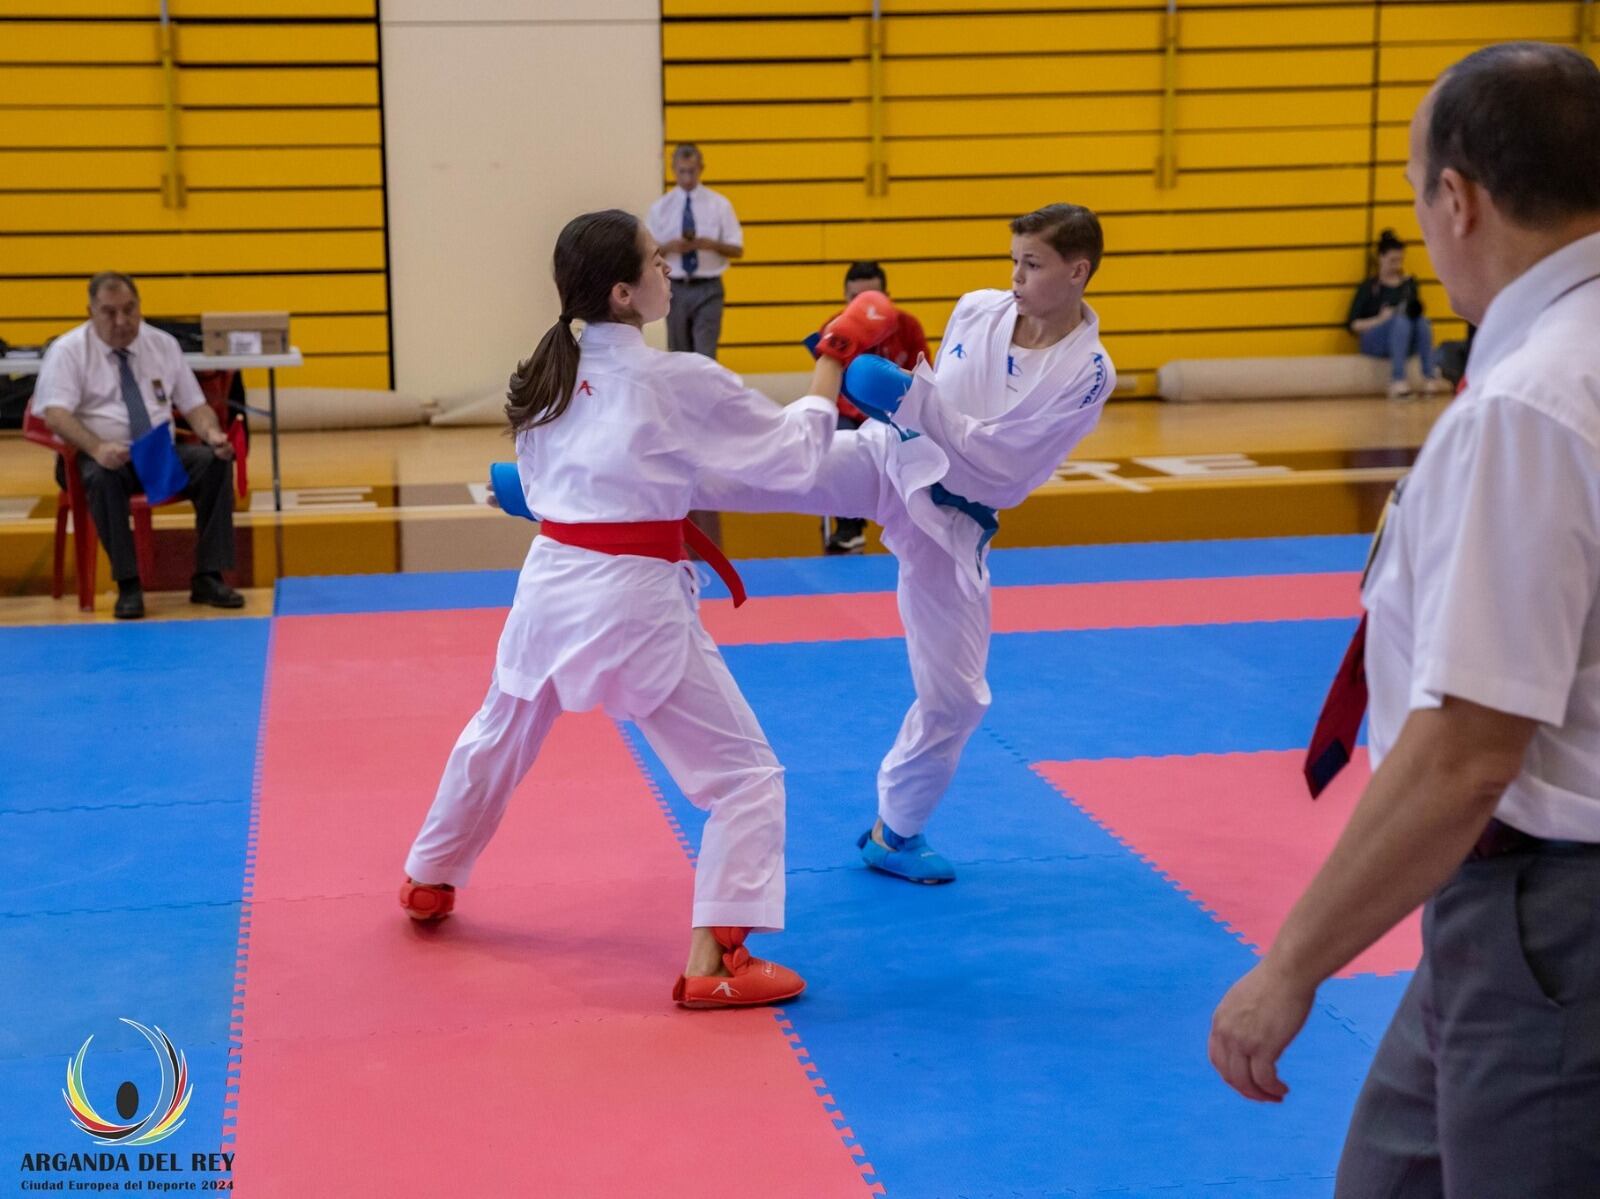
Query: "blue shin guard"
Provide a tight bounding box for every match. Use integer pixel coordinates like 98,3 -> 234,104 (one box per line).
856,820 -> 956,884
841,354 -> 914,424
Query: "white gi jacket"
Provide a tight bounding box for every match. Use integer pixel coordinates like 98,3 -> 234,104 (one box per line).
494,321 -> 836,718
879,289 -> 1116,593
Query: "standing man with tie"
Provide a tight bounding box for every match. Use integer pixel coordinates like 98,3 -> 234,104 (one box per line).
1209,43 -> 1600,1195
646,143 -> 743,360
32,272 -> 244,619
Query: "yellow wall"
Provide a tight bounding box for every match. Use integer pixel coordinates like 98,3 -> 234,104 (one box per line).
0,0 -> 390,390
663,0 -> 1597,390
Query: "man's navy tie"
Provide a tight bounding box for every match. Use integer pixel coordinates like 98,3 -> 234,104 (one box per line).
681,193 -> 698,279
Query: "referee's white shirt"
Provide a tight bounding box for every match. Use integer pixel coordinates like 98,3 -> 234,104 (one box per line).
1364,230 -> 1600,840
645,184 -> 742,282
33,320 -> 206,446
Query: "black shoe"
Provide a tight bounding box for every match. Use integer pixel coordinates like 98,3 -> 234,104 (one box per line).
190,575 -> 245,609
114,588 -> 146,620
826,519 -> 867,555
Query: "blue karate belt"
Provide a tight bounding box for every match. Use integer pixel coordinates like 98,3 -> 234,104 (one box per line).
929,482 -> 998,580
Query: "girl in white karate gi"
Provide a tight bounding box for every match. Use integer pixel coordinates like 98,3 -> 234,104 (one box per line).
697,203 -> 1117,885
398,208 -> 886,1008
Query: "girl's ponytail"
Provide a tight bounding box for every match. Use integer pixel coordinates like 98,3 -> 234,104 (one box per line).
506,317 -> 580,432
505,209 -> 644,434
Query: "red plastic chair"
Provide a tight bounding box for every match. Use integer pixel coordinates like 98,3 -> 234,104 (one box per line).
191,369 -> 250,497
25,372 -> 248,611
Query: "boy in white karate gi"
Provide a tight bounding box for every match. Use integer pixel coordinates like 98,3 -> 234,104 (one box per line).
699,203 -> 1116,883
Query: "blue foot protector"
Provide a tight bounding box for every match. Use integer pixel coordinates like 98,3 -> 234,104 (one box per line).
842,354 -> 914,424
856,821 -> 956,884
490,461 -> 535,521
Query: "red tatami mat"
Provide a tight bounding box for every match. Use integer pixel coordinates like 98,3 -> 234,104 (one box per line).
230,612 -> 875,1197
1034,749 -> 1421,978
700,571 -> 1361,645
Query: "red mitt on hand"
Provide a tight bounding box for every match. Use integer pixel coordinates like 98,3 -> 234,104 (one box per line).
816,290 -> 898,363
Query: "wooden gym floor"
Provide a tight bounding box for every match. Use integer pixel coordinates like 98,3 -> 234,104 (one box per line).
0,393 -> 1447,626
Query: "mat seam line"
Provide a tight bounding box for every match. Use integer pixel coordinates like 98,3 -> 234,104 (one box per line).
0,798 -> 249,818
618,723 -> 885,1196
1014,740 -> 1411,985
217,618 -> 274,1155
985,724 -> 1278,964
774,1009 -> 889,1198
618,723 -> 699,866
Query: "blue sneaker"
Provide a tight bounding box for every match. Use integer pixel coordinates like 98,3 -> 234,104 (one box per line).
856,822 -> 956,884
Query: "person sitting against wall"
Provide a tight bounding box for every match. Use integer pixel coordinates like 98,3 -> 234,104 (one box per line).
1348,229 -> 1449,399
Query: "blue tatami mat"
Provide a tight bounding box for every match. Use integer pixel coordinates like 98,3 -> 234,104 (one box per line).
628,619 -> 1358,869
273,534 -> 1368,615
623,616 -> 1387,1197
0,619 -> 270,1186
773,857 -> 1367,1197
1318,973 -> 1413,1050
0,620 -> 271,814
276,568 -> 520,616
985,618 -> 1360,763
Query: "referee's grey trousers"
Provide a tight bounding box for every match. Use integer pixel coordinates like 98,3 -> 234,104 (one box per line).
667,276 -> 724,360
1335,848 -> 1600,1197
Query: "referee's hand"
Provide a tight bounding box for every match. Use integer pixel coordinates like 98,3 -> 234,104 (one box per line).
1208,961 -> 1314,1103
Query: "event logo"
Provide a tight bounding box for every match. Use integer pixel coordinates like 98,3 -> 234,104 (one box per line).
62,1020 -> 193,1146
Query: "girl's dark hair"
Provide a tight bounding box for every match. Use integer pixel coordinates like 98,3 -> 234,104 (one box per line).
1376,228 -> 1405,255
506,208 -> 644,433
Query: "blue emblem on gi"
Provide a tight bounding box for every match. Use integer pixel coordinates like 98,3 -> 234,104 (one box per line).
948,343 -> 965,359
1007,355 -> 1022,378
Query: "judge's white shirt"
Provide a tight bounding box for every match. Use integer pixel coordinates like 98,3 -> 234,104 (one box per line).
496,320 -> 835,718
32,321 -> 207,445
645,185 -> 742,281
1363,230 -> 1600,841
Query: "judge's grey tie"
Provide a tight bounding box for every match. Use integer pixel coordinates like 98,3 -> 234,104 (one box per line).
113,349 -> 152,439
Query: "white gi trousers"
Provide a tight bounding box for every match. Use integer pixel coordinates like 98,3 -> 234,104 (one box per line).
405,619 -> 788,932
698,425 -> 993,836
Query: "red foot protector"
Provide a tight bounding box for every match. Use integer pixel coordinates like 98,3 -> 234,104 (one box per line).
698,572 -> 1362,646
674,926 -> 807,1009
230,611 -> 872,1197
398,878 -> 454,920
1034,748 -> 1420,978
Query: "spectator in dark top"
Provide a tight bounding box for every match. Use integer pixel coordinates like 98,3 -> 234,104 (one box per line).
1348,229 -> 1448,398
820,262 -> 932,553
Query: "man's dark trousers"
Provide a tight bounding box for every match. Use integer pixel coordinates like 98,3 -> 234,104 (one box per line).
59,443 -> 236,582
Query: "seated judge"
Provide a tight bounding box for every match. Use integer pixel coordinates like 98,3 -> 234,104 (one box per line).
33,271 -> 244,619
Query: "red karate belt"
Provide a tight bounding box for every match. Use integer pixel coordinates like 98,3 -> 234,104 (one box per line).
538,518 -> 747,607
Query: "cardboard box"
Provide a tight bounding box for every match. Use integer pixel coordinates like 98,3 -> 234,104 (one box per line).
201,311 -> 290,356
